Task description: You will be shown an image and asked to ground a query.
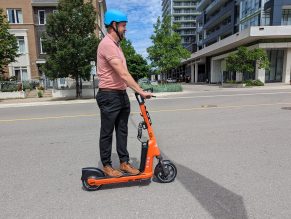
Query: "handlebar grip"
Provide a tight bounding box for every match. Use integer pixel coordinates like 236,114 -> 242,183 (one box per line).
135,89 -> 155,104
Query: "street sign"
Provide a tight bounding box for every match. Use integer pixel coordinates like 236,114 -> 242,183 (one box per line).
91,66 -> 96,75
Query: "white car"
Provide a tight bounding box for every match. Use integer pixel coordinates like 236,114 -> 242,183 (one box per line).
166,78 -> 177,83
150,80 -> 158,85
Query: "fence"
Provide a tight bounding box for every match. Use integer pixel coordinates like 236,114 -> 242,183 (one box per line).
0,77 -> 98,92
0,80 -> 39,92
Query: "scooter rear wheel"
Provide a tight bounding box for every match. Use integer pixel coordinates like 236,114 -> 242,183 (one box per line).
154,160 -> 177,183
82,175 -> 103,191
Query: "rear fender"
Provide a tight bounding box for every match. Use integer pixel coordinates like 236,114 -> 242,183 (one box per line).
81,167 -> 105,180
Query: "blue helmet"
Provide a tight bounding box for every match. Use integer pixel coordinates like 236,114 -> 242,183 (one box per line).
104,9 -> 128,26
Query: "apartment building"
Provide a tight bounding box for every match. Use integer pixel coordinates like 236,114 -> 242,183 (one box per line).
162,0 -> 200,51
0,0 -> 106,83
1,0 -> 38,81
183,0 -> 291,84
196,0 -> 239,50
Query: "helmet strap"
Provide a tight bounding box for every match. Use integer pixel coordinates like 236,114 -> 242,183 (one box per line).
112,22 -> 123,42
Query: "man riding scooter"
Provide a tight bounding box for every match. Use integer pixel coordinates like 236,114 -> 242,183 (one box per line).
96,9 -> 153,177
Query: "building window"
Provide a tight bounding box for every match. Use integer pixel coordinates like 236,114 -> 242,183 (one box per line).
282,9 -> 291,25
265,50 -> 284,82
38,10 -> 46,25
262,9 -> 271,26
7,9 -> 23,24
40,38 -> 46,54
241,0 -> 260,20
241,15 -> 259,30
16,36 -> 25,54
14,67 -> 28,81
59,78 -> 66,85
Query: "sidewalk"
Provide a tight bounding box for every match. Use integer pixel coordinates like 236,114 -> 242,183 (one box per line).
0,83 -> 290,108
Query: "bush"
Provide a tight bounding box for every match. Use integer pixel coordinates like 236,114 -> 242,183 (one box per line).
226,80 -> 240,84
141,83 -> 182,92
30,80 -> 40,89
37,85 -> 45,90
0,81 -> 18,92
37,90 -> 43,98
22,81 -> 33,91
244,80 -> 264,86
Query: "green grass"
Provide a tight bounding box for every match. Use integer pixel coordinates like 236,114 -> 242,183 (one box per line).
140,83 -> 183,93
244,80 -> 264,86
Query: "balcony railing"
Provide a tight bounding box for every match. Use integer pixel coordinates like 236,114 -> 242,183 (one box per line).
203,22 -> 233,46
173,2 -> 196,7
197,0 -> 211,11
203,2 -> 233,30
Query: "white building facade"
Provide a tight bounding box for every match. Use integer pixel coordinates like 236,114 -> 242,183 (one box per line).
162,0 -> 200,51
184,0 -> 291,84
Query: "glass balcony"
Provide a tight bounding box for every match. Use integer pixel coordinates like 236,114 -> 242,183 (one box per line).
197,0 -> 212,11
205,0 -> 229,14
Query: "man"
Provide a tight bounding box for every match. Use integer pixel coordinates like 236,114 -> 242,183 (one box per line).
96,9 -> 153,177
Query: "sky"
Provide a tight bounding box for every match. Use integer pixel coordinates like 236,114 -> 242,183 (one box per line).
105,0 -> 162,59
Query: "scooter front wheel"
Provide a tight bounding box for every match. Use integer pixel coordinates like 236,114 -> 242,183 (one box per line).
154,160 -> 177,183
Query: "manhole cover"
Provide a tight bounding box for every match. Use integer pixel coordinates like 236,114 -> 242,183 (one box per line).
201,105 -> 217,108
281,107 -> 291,110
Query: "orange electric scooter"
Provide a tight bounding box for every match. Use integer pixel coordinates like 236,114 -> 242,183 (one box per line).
81,89 -> 177,191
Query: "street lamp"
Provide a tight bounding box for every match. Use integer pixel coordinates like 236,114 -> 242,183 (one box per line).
90,61 -> 97,98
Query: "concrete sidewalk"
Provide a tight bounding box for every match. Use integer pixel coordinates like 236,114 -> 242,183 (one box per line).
0,83 -> 290,108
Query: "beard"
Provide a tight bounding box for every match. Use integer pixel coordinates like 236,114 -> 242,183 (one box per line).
119,31 -> 125,40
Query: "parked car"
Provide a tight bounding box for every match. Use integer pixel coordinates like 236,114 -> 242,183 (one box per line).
166,78 -> 177,83
138,78 -> 150,84
150,80 -> 158,85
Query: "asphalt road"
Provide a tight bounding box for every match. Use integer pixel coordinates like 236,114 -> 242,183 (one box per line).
1,88 -> 291,218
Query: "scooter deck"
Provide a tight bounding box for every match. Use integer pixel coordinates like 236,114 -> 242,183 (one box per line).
87,172 -> 153,186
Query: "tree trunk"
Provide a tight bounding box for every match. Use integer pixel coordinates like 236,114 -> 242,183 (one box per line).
76,75 -> 80,99
79,77 -> 82,98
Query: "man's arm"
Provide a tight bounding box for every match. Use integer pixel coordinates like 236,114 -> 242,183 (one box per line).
108,58 -> 153,98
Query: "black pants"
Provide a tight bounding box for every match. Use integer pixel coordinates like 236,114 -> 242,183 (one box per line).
96,90 -> 130,166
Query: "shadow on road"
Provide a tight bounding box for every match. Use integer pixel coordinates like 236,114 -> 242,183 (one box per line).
92,114 -> 248,218
175,161 -> 249,219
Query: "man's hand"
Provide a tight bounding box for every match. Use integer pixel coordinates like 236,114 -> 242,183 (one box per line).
140,91 -> 154,99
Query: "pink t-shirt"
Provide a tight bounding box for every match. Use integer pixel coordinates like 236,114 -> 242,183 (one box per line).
97,34 -> 127,90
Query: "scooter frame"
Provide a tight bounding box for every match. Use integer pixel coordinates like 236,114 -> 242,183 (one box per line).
81,90 -> 177,191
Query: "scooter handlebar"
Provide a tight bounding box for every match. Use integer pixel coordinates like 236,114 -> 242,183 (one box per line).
135,88 -> 156,104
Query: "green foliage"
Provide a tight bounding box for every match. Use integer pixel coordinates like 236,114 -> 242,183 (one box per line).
120,39 -> 149,80
37,90 -> 43,98
0,81 -> 18,92
244,79 -> 264,86
147,15 -> 191,74
226,80 -> 241,84
0,8 -> 19,75
226,47 -> 269,80
22,81 -> 33,90
41,0 -> 100,97
140,83 -> 182,93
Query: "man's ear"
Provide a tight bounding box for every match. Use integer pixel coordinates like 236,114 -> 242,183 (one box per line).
112,21 -> 117,29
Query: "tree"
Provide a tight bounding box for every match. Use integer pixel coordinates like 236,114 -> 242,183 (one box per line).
120,39 -> 149,80
147,15 -> 190,75
0,8 -> 19,77
226,46 -> 269,81
41,0 -> 100,98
